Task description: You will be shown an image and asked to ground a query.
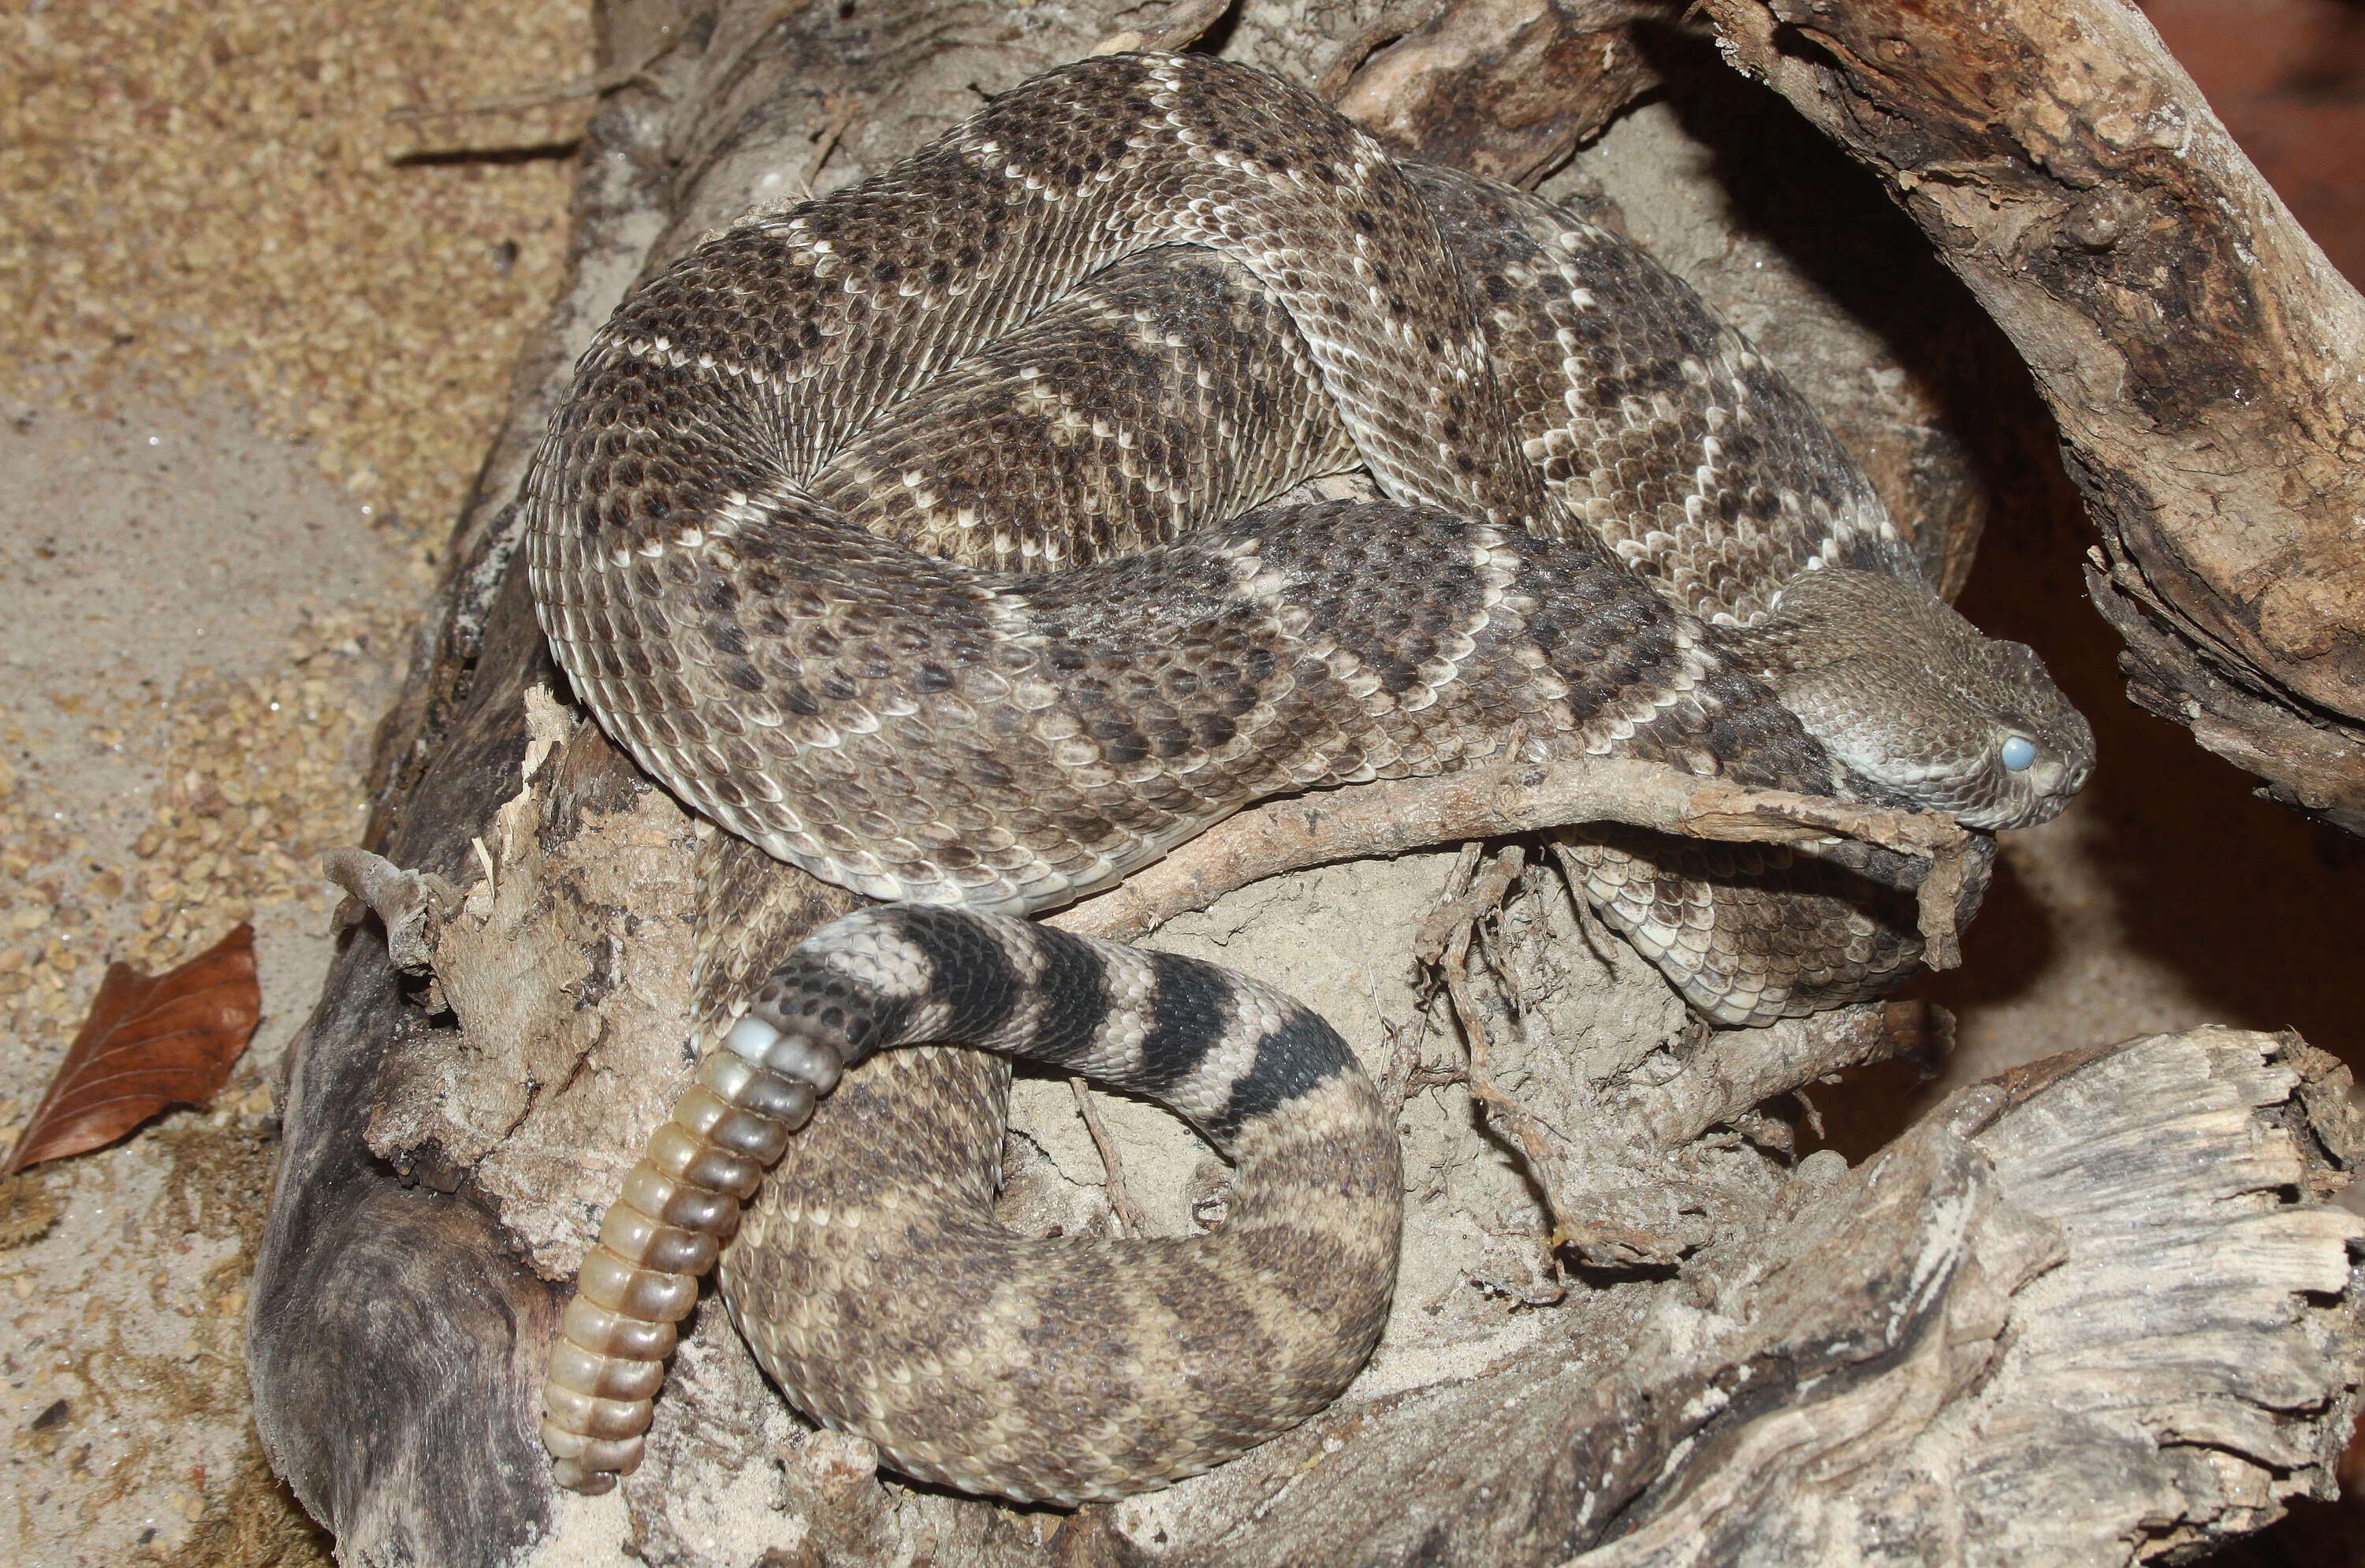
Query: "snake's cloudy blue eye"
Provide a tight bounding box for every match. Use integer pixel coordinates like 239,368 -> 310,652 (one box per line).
2000,735 -> 2037,773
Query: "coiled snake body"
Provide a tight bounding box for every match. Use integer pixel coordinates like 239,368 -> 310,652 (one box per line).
524,53 -> 2091,1505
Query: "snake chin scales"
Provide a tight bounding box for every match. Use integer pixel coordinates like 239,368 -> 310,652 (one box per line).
520,51 -> 2093,1505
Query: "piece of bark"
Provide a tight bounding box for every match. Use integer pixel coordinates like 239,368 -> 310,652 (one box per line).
1624,998 -> 1951,1153
1698,0 -> 2365,832
247,937 -> 564,1564
1328,0 -> 1666,186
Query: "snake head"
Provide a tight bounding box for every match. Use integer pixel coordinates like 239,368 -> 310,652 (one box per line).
1726,568 -> 2095,832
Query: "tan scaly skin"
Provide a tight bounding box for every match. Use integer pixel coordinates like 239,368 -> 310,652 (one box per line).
523,53 -> 2092,1503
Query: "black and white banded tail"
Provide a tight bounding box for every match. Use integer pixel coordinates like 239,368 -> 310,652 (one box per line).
539,907 -> 1399,1501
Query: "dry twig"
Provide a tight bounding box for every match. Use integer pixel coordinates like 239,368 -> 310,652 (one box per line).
386,61 -> 659,123
1413,839 -> 1526,966
1054,758 -> 1971,959
1067,1078 -> 1148,1238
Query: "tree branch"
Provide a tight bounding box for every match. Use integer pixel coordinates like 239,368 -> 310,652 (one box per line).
1052,758 -> 1972,966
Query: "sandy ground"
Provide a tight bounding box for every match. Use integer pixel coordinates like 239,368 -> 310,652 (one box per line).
2,2 -> 591,1560
0,395 -> 423,1565
1,1 -> 2359,1565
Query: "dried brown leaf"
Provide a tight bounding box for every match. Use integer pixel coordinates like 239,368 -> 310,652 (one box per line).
6,924 -> 261,1174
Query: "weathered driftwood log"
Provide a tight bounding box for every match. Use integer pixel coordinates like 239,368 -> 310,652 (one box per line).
244,2 -> 2365,1566
1696,0 -> 2365,834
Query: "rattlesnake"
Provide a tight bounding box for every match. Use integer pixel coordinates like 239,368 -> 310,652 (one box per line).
522,53 -> 2091,1506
